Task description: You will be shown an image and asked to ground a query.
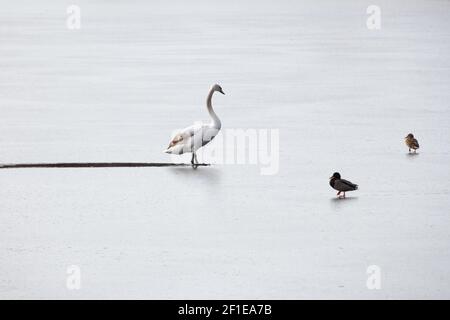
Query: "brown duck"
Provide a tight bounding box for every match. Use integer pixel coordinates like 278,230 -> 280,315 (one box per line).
329,172 -> 358,198
405,133 -> 419,153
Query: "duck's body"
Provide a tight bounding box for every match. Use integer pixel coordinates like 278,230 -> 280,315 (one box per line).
165,84 -> 224,167
329,172 -> 358,198
405,133 -> 419,153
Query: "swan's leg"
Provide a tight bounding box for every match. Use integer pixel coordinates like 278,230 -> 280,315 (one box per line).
194,153 -> 198,164
336,191 -> 341,197
409,148 -> 411,153
191,152 -> 198,169
343,192 -> 346,198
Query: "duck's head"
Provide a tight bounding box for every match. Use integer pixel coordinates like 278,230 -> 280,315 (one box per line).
212,84 -> 225,95
330,172 -> 341,180
405,133 -> 414,139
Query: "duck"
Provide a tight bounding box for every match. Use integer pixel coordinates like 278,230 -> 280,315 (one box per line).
164,84 -> 225,168
329,172 -> 358,198
405,133 -> 419,153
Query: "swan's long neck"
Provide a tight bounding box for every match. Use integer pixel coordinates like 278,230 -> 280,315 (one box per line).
206,88 -> 221,129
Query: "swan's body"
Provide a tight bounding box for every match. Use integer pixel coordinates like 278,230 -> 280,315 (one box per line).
164,84 -> 224,166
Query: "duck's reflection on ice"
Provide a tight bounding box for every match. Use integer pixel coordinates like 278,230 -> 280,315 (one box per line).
329,196 -> 359,211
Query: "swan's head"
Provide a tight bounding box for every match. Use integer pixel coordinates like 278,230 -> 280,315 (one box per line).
212,84 -> 225,95
405,133 -> 414,139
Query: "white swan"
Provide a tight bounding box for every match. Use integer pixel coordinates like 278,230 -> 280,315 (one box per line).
164,84 -> 225,166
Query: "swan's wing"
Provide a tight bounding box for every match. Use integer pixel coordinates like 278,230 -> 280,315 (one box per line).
335,179 -> 358,191
412,138 -> 419,148
167,123 -> 202,148
168,134 -> 184,148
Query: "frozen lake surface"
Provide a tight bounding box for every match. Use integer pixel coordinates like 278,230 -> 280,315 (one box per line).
1,0 -> 450,299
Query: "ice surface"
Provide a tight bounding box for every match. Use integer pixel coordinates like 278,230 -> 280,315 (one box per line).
1,0 -> 450,299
